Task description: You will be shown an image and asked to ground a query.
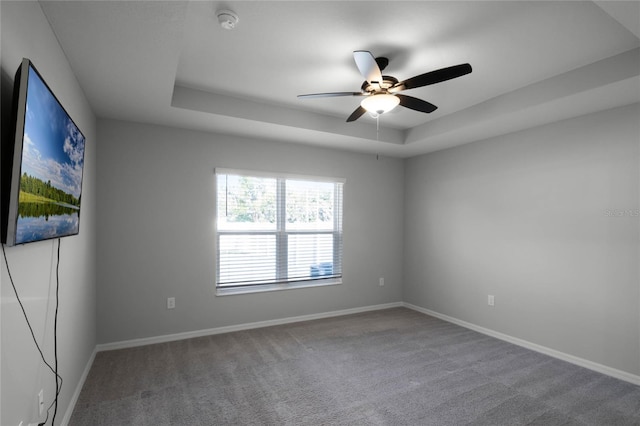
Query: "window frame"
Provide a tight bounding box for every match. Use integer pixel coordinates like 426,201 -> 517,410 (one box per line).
215,168 -> 344,296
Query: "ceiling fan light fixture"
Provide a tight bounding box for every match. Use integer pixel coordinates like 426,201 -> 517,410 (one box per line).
361,93 -> 400,115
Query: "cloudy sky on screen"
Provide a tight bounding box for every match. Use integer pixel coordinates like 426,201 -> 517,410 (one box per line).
21,65 -> 85,199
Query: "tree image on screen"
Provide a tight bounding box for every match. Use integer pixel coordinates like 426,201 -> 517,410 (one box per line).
15,66 -> 85,244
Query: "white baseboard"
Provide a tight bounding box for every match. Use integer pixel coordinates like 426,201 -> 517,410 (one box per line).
96,302 -> 404,352
402,302 -> 640,386
61,347 -> 97,426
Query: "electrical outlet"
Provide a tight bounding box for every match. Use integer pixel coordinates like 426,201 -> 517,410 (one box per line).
488,295 -> 495,306
38,389 -> 44,416
167,297 -> 175,309
379,277 -> 384,287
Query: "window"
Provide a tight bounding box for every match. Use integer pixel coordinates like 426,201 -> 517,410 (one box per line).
215,168 -> 344,294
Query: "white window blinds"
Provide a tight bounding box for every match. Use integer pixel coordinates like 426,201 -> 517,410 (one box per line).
215,169 -> 344,290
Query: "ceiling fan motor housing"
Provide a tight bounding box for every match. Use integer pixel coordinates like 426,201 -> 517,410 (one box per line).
361,76 -> 399,94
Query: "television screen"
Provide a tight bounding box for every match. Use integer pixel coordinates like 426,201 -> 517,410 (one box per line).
2,58 -> 85,246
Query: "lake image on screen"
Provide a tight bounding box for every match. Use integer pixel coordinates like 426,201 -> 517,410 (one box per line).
15,66 -> 85,244
16,204 -> 79,244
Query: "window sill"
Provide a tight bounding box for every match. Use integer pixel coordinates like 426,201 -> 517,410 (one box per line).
216,278 -> 342,296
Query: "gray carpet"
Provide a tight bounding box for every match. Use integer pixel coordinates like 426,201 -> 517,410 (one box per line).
70,308 -> 640,425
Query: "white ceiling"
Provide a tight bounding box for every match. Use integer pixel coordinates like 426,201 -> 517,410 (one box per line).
40,1 -> 640,158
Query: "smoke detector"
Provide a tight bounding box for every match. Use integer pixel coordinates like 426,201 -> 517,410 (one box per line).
217,10 -> 239,30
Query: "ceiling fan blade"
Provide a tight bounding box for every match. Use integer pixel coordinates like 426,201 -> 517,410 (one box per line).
298,92 -> 365,99
396,63 -> 472,91
346,105 -> 367,122
353,50 -> 383,84
397,94 -> 438,113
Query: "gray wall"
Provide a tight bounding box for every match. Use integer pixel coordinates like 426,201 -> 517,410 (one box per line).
2,6 -> 638,424
0,1 -> 97,425
96,119 -> 404,344
404,103 -> 640,376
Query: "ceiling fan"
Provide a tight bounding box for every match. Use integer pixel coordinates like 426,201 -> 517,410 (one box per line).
298,51 -> 472,122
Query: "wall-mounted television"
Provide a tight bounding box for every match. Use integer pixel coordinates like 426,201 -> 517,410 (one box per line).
1,58 -> 86,246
